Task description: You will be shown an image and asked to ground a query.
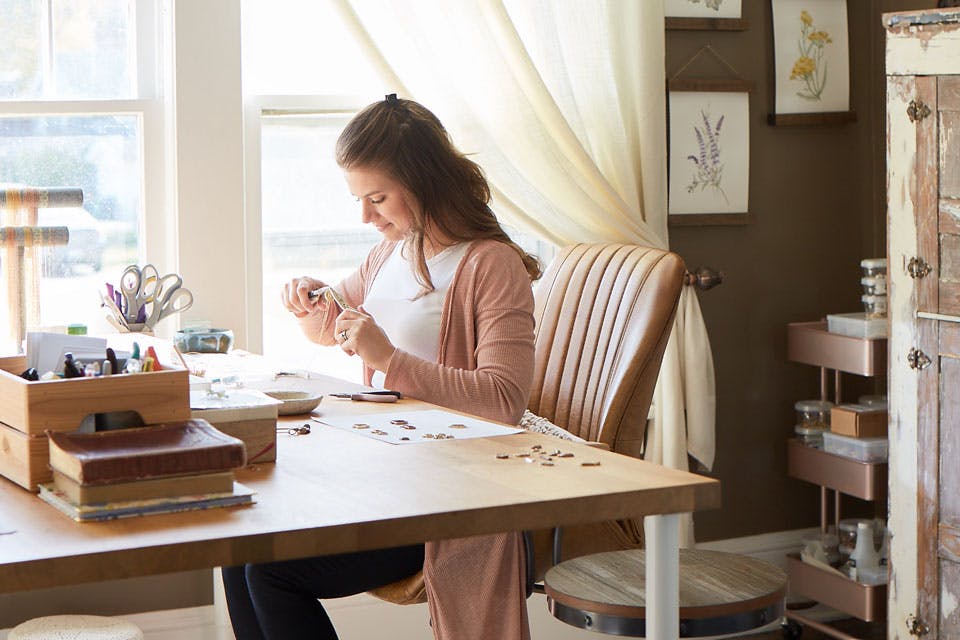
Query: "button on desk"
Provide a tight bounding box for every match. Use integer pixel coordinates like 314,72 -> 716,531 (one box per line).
0,374 -> 719,639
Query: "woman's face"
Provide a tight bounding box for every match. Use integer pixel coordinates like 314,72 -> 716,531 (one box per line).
344,166 -> 417,242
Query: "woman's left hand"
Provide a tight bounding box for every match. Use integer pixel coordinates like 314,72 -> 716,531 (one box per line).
334,307 -> 397,373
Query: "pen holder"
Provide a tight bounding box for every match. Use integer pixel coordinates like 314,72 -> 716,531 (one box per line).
118,323 -> 153,335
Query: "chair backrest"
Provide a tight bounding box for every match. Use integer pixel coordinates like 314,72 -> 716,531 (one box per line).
529,244 -> 685,456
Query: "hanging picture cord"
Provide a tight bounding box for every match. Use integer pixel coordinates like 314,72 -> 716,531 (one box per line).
669,44 -> 747,83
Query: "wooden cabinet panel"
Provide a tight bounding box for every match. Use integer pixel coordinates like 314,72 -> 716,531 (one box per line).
941,357 -> 960,525
940,559 -> 960,635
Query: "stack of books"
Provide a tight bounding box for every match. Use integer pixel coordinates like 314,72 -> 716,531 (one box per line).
38,419 -> 253,521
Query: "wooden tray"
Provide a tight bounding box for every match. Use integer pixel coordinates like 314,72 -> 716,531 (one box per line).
0,355 -> 190,435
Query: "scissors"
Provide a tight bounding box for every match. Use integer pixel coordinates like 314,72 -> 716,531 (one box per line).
119,264 -> 160,323
145,280 -> 194,329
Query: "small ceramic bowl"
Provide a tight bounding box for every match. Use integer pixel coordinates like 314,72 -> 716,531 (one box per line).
264,390 -> 323,415
175,327 -> 234,354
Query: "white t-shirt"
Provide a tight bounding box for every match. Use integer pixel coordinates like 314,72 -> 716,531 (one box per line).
363,242 -> 470,389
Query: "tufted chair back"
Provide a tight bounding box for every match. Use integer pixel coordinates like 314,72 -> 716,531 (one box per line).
529,243 -> 685,457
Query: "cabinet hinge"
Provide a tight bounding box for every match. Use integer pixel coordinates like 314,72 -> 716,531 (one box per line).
907,348 -> 932,370
907,99 -> 932,122
907,256 -> 932,279
906,613 -> 930,637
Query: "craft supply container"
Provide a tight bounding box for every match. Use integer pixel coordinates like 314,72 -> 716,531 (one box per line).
0,354 -> 190,491
794,424 -> 826,448
861,294 -> 887,319
860,258 -> 887,277
860,276 -> 887,296
795,399 -> 834,429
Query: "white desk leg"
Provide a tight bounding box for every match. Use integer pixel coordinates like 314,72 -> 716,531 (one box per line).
644,513 -> 679,640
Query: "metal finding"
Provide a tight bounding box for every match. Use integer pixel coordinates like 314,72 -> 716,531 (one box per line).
277,424 -> 311,436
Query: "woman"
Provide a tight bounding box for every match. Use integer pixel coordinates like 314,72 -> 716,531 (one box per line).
223,95 -> 541,640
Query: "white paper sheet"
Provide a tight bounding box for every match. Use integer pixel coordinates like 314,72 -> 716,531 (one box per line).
315,409 -> 522,445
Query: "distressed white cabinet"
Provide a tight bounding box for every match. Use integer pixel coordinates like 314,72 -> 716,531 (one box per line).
885,8 -> 960,640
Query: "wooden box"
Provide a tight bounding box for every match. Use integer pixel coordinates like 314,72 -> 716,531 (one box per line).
0,355 -> 190,491
830,404 -> 888,438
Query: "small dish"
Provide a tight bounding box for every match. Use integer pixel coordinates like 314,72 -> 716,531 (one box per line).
263,390 -> 323,416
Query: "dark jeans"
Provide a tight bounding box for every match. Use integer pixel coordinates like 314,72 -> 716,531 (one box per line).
222,544 -> 425,640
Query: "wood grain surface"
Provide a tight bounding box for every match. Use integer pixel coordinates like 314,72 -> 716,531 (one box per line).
0,371 -> 719,594
544,549 -> 785,619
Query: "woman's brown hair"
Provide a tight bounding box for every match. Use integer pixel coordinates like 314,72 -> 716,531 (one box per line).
335,94 -> 541,291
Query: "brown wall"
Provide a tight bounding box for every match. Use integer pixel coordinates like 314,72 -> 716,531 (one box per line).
667,0 -> 933,542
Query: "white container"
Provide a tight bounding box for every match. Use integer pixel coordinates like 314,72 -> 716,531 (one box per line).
850,521 -> 880,570
826,312 -> 887,339
822,431 -> 888,462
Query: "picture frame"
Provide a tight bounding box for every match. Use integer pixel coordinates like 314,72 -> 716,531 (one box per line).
668,79 -> 752,226
769,0 -> 855,125
665,0 -> 747,31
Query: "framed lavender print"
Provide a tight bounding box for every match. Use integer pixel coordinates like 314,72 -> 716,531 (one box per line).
769,0 -> 853,125
668,85 -> 750,224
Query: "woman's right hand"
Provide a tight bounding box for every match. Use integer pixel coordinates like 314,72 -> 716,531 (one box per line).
281,277 -> 328,318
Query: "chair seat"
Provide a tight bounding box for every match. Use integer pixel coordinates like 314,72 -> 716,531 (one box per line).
8,615 -> 143,640
544,549 -> 787,637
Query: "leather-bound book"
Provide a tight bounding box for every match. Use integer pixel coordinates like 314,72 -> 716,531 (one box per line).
47,419 -> 247,485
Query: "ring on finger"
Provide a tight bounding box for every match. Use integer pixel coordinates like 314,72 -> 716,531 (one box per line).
339,329 -> 348,342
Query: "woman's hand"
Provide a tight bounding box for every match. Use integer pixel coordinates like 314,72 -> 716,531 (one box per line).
281,277 -> 328,318
334,307 -> 397,373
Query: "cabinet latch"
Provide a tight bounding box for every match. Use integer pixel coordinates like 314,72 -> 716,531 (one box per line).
907,613 -> 930,636
907,99 -> 932,122
907,256 -> 932,279
907,348 -> 932,370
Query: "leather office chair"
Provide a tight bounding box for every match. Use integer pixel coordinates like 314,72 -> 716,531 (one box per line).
526,243 -> 686,579
529,244 -> 787,637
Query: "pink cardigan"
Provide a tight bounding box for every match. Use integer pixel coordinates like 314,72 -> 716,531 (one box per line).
298,238 -> 535,640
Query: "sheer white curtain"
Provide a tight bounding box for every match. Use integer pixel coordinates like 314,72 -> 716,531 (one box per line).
334,0 -> 715,545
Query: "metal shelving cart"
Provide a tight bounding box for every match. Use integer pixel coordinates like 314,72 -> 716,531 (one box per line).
782,321 -> 887,639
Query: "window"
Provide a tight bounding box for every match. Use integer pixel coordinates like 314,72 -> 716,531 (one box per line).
0,0 -> 163,353
242,0 -> 554,379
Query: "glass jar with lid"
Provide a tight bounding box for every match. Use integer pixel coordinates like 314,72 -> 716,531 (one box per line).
862,294 -> 888,319
861,276 -> 887,296
795,399 -> 834,429
860,257 -> 887,277
795,424 -> 826,448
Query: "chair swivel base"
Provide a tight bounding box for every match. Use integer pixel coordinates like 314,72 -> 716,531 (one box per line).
544,549 -> 787,637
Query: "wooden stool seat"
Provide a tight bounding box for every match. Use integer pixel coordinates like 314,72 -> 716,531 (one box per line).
8,615 -> 143,640
544,549 -> 787,637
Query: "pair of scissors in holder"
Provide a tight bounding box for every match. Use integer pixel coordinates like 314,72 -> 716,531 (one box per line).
120,263 -> 160,324
145,275 -> 194,330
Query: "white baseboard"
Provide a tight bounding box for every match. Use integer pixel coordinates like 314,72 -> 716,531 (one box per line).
1,528 -> 849,640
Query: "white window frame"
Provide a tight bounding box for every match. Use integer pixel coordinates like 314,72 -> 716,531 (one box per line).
241,94 -> 367,353
0,0 -> 173,271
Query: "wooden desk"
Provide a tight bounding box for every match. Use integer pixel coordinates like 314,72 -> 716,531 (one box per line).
0,373 -> 719,638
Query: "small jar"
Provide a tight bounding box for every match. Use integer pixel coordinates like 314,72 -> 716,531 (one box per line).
795,399 -> 834,429
862,294 -> 888,319
795,424 -> 826,448
861,258 -> 887,277
861,276 -> 887,296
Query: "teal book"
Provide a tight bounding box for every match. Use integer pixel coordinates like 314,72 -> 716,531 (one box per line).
38,481 -> 255,522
